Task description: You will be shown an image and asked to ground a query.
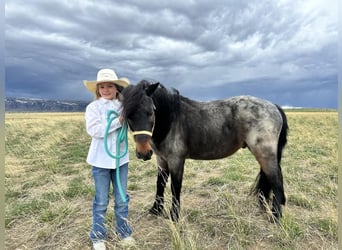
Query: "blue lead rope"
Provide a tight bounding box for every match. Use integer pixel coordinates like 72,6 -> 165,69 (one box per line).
104,110 -> 128,202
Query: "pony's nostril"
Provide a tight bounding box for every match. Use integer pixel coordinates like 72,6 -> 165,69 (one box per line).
143,153 -> 152,161
135,151 -> 142,159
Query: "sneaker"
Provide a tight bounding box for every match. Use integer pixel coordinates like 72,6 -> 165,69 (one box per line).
93,241 -> 106,250
120,236 -> 136,247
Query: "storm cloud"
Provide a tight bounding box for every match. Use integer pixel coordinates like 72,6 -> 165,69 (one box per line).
5,0 -> 338,108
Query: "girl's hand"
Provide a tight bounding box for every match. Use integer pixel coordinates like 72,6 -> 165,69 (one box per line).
119,115 -> 124,124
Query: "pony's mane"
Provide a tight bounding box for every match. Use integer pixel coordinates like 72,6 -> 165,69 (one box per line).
122,80 -> 149,118
122,80 -> 181,118
152,83 -> 180,116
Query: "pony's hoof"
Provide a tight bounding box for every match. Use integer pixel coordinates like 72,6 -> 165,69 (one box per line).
149,207 -> 166,217
268,208 -> 282,224
149,207 -> 159,216
170,208 -> 180,222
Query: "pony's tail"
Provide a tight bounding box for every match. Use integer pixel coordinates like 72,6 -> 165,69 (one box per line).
251,105 -> 288,205
275,105 -> 288,164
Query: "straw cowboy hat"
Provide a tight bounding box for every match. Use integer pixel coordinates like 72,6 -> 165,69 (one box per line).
83,69 -> 130,94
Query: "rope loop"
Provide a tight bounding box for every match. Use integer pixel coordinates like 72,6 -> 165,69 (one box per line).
104,110 -> 128,202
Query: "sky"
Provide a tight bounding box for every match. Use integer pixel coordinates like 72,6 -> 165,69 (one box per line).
5,0 -> 338,108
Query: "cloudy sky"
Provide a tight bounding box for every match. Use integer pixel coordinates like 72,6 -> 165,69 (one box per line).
5,0 -> 338,108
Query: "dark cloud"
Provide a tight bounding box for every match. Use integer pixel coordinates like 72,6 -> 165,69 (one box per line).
5,0 -> 338,108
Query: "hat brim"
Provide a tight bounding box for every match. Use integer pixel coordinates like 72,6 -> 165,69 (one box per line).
83,78 -> 129,94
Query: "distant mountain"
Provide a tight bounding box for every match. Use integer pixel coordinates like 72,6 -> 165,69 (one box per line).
5,97 -> 90,112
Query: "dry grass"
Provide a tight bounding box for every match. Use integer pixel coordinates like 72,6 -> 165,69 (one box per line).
5,111 -> 337,249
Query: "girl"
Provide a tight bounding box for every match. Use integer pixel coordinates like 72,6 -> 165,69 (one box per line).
83,69 -> 135,250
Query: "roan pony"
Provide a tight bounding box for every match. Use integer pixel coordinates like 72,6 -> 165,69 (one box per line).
122,80 -> 288,222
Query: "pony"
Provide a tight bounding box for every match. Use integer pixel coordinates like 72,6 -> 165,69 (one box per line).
122,80 -> 288,222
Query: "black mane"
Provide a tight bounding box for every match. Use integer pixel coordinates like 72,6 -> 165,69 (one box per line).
152,84 -> 180,117
122,80 -> 181,118
122,80 -> 149,118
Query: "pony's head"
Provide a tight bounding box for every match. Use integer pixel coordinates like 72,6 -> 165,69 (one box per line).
122,80 -> 159,161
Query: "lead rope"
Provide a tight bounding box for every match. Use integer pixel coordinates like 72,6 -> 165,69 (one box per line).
104,110 -> 128,202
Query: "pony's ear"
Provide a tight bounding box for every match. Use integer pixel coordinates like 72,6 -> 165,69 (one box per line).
145,82 -> 160,96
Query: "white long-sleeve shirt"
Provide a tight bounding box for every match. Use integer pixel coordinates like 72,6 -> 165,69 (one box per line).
85,97 -> 129,169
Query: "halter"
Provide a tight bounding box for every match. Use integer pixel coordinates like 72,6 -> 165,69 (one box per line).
131,130 -> 153,137
131,119 -> 155,137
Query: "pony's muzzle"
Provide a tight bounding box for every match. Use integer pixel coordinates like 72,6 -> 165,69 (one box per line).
136,148 -> 153,161
134,135 -> 153,161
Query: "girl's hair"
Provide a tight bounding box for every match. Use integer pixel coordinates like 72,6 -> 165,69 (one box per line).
95,87 -> 101,100
94,83 -> 124,101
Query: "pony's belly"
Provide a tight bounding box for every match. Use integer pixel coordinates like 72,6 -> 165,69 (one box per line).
188,146 -> 240,160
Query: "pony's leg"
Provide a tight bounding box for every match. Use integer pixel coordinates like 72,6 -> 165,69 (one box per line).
253,169 -> 272,208
256,156 -> 285,221
150,158 -> 169,216
271,165 -> 285,220
250,138 -> 285,221
169,158 -> 185,222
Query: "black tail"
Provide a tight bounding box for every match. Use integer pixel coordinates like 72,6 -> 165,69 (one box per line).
274,105 -> 288,208
275,105 -> 288,164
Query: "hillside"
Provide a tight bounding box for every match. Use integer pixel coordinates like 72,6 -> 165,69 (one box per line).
5,97 -> 90,112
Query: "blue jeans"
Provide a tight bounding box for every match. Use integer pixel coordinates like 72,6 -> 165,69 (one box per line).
89,164 -> 132,242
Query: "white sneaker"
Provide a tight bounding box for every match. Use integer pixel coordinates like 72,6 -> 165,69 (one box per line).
121,236 -> 136,247
93,241 -> 106,250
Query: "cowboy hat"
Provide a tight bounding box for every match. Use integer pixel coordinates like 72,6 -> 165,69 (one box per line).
83,69 -> 130,94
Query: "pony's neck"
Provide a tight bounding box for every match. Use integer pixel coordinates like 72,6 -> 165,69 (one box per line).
151,87 -> 180,145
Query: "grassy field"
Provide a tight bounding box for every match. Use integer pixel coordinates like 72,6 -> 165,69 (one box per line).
5,111 -> 338,250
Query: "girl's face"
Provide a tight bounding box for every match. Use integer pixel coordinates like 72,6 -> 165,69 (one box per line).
97,82 -> 117,100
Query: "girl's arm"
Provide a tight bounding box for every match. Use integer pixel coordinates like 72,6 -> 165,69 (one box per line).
85,104 -> 122,139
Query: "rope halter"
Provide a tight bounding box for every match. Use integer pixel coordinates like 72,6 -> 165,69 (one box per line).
131,130 -> 153,137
